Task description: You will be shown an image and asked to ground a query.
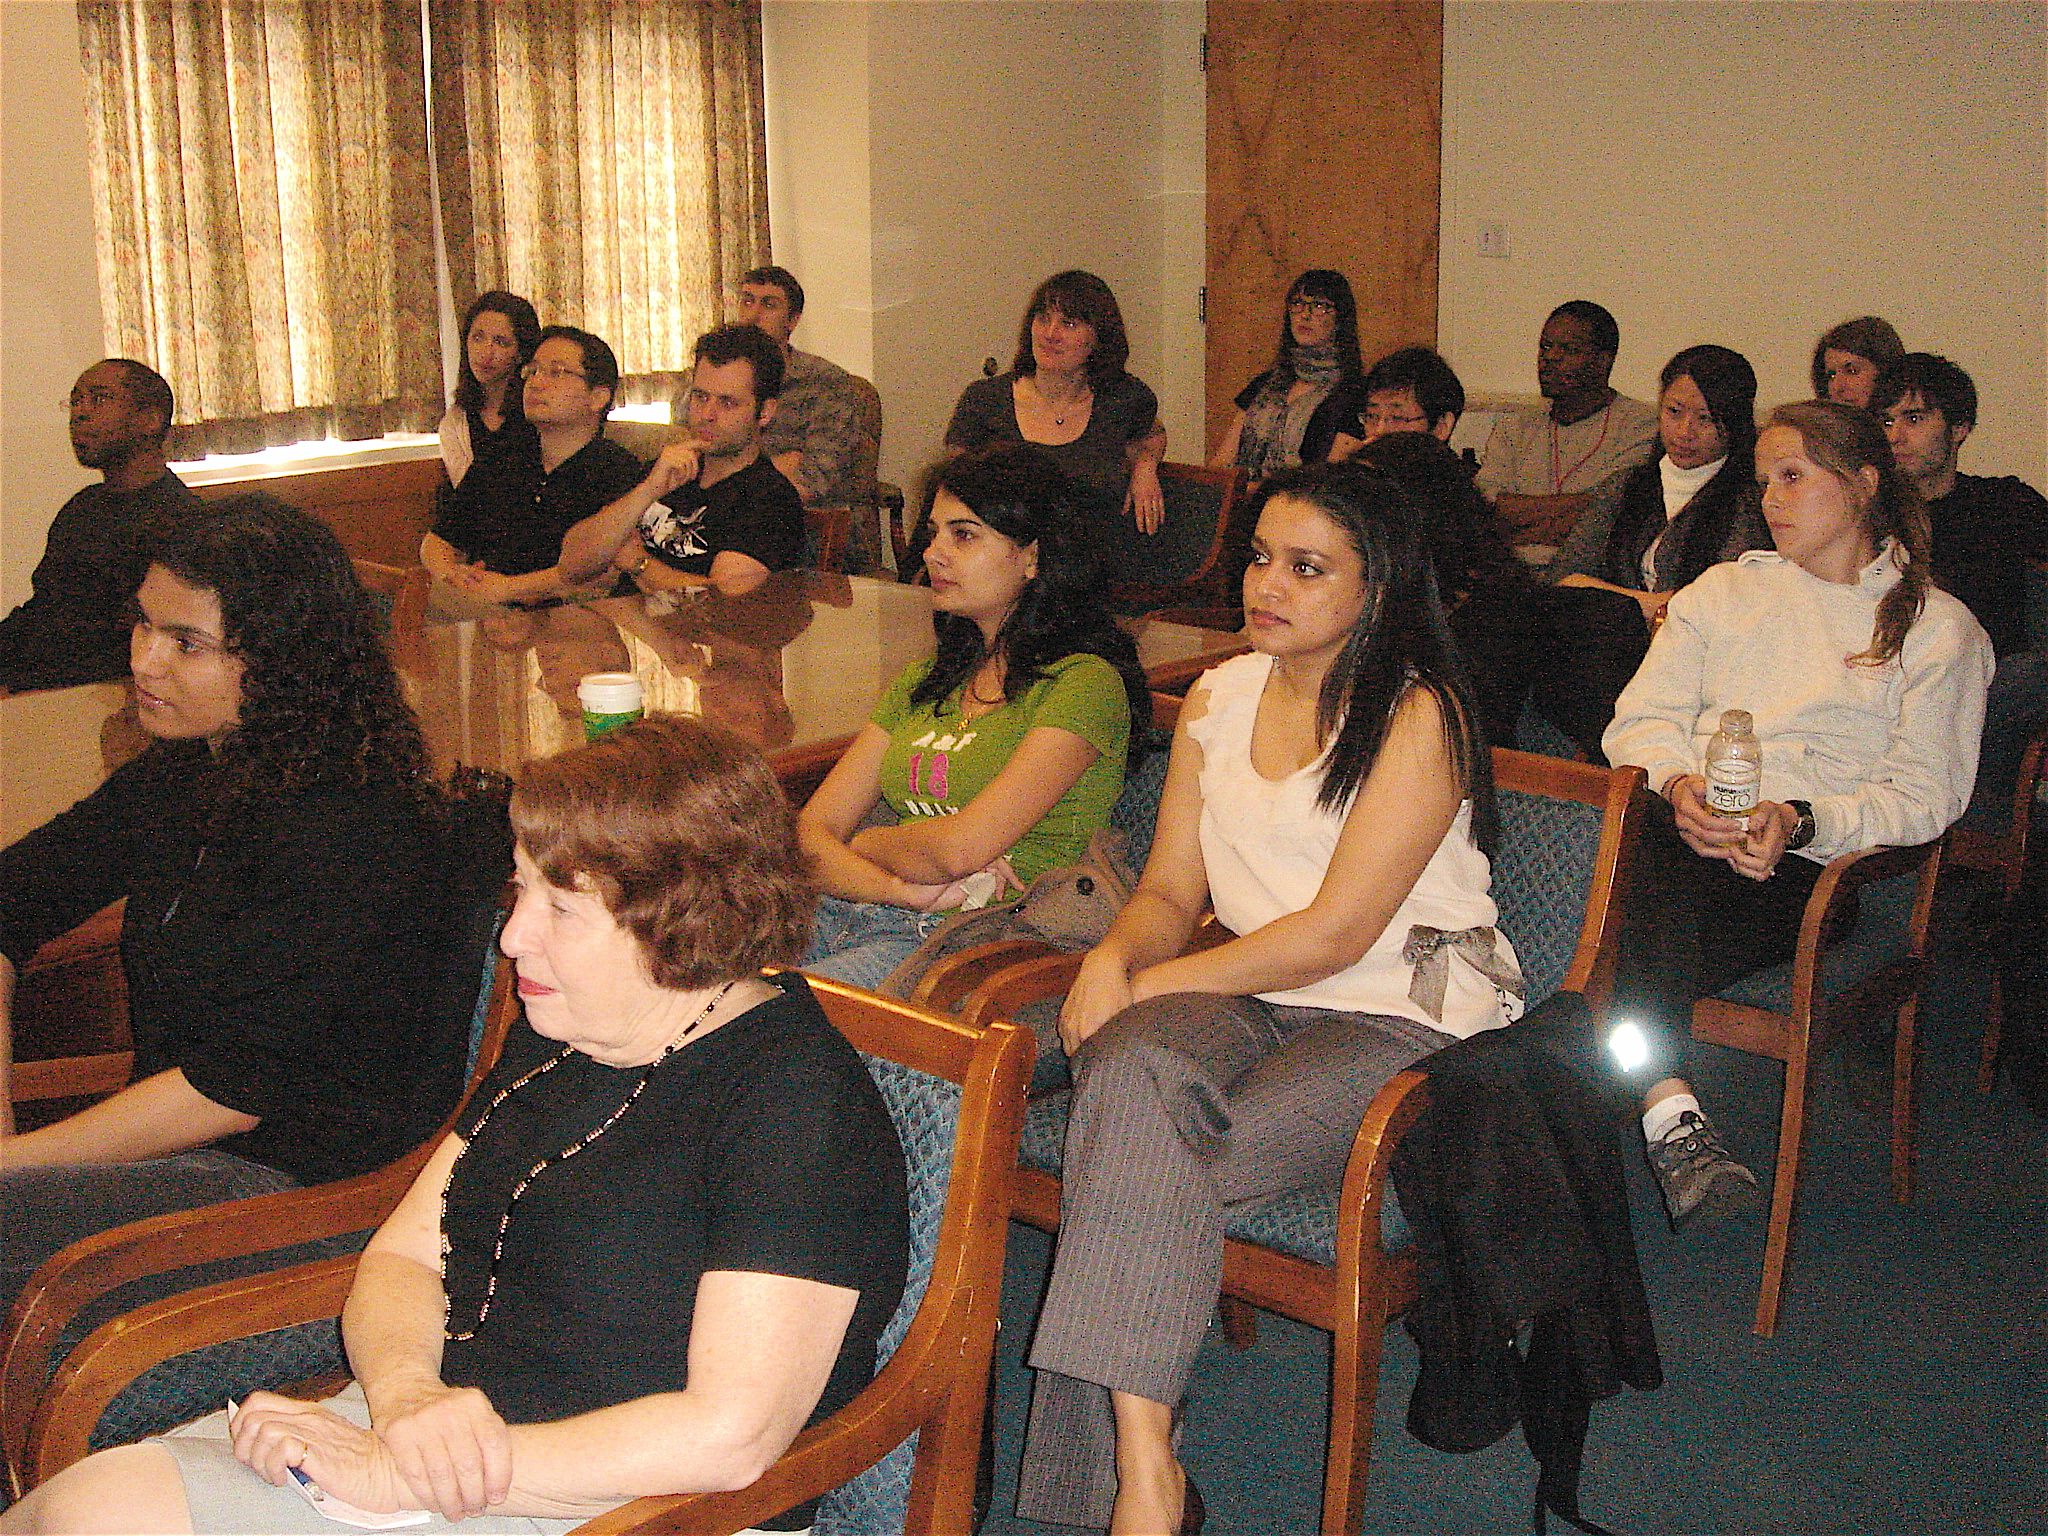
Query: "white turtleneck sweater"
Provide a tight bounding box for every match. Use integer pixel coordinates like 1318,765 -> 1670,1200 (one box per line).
1637,454 -> 1726,586
1604,542 -> 1993,863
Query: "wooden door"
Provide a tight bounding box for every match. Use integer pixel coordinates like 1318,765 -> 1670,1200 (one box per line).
1205,1 -> 1443,455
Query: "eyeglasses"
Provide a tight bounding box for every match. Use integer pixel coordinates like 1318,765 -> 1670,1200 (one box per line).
521,361 -> 588,383
1362,408 -> 1429,431
1288,297 -> 1337,317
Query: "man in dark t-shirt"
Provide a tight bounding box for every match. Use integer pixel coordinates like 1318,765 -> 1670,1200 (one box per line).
0,359 -> 195,693
1876,352 -> 2048,822
423,325 -> 644,608
561,325 -> 805,596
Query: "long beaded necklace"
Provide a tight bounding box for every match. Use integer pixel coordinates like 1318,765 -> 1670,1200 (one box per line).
438,979 -> 738,1341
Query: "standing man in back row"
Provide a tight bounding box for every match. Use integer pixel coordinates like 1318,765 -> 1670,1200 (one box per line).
1476,300 -> 1658,563
1,360 -> 196,693
737,264 -> 874,568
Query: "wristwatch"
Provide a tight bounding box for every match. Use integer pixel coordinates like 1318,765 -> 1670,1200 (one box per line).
1785,799 -> 1816,851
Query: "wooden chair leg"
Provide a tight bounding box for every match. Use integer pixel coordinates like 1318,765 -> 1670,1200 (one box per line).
1219,1295 -> 1259,1351
1320,1308 -> 1385,1536
1755,1051 -> 1814,1338
1977,969 -> 2004,1095
1891,993 -> 1921,1204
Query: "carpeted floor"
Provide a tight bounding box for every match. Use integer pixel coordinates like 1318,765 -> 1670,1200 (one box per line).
979,905 -> 2046,1536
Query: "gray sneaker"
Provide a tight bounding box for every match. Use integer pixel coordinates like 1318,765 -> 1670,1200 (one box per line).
1647,1110 -> 1761,1230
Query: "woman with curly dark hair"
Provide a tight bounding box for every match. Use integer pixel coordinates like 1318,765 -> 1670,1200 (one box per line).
799,444 -> 1147,989
0,494 -> 471,1319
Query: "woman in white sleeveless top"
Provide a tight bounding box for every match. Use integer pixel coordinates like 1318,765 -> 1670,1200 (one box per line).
1016,462 -> 1521,1534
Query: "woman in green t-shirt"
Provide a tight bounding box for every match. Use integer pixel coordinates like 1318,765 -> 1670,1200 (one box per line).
798,444 -> 1149,991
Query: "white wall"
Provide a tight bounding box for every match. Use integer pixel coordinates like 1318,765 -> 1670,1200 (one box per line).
1,0 -> 104,612
1440,0 -> 2046,482
763,0 -> 1206,490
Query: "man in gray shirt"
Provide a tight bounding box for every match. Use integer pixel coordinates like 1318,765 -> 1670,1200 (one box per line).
736,265 -> 875,567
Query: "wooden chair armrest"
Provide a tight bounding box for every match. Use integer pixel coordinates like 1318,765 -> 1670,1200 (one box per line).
3,1153 -> 422,1473
911,938 -> 1064,1015
1785,839 -> 1942,1020
1330,1067 -> 1435,1277
20,1255 -> 358,1493
955,950 -> 1084,1031
9,1054 -> 133,1104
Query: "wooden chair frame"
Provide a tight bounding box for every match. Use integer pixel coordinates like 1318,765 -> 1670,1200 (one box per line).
8,903 -> 130,1114
1691,834 -> 1946,1337
8,979 -> 1033,1536
2,956 -> 522,1499
349,558 -> 431,673
925,749 -> 1645,1536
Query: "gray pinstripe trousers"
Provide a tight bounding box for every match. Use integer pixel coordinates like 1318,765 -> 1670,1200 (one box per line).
1015,991 -> 1452,1529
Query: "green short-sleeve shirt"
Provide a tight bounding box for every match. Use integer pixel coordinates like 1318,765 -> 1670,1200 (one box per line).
871,653 -> 1131,885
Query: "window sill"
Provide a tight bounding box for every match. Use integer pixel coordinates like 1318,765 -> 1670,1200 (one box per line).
170,402 -> 673,486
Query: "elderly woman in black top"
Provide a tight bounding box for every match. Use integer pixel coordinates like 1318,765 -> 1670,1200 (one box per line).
945,270 -> 1168,537
1537,344 -> 1769,757
1209,269 -> 1363,484
7,716 -> 909,1536
0,496 -> 465,1313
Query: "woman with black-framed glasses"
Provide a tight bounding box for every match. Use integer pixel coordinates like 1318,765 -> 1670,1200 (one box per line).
1207,269 -> 1364,486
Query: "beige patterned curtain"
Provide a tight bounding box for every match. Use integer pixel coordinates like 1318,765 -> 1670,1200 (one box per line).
77,1 -> 443,459
430,0 -> 770,409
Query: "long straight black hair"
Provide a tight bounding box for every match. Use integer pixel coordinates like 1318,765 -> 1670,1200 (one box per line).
1250,462 -> 1497,853
913,444 -> 1149,740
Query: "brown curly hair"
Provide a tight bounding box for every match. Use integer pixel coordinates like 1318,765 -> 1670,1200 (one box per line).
149,494 -> 434,814
509,715 -> 815,989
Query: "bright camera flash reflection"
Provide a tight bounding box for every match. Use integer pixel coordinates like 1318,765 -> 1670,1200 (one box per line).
1606,1020 -> 1651,1073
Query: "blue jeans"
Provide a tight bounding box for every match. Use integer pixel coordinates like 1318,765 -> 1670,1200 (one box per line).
801,895 -> 948,992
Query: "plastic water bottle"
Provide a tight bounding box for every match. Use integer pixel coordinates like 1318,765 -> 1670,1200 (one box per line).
1704,709 -> 1761,820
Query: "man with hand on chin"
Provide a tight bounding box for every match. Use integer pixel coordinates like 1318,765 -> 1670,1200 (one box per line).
561,325 -> 805,599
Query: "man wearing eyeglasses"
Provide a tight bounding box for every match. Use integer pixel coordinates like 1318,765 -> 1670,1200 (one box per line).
1328,345 -> 1467,462
422,325 -> 644,608
0,359 -> 196,694
1475,301 -> 1657,563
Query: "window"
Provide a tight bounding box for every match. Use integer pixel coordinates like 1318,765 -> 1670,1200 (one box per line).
79,0 -> 767,459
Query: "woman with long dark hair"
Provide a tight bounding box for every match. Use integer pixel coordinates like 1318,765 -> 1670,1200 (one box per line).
1604,401 -> 1992,1228
440,290 -> 542,486
1536,344 -> 1770,756
1015,463 -> 1521,1533
1208,269 -> 1364,484
944,270 -> 1168,535
798,444 -> 1147,990
0,495 -> 467,1316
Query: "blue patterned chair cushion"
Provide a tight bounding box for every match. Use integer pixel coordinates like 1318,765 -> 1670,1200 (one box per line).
811,1053 -> 962,1536
1714,871 -> 1920,1011
1109,726 -> 1176,875
92,1319 -> 345,1452
1493,788 -> 1604,1010
1514,698 -> 1586,764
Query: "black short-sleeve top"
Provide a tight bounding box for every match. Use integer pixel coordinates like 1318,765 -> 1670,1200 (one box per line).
442,971 -> 909,1529
432,429 -> 644,577
637,454 -> 807,575
1232,370 -> 1364,469
944,371 -> 1160,519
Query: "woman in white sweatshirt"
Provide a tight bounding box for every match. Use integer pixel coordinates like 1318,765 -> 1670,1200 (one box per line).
1602,400 -> 1992,1229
